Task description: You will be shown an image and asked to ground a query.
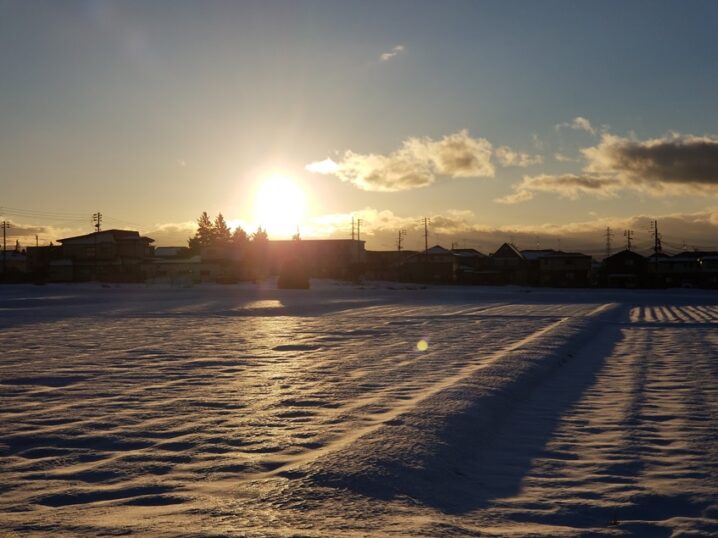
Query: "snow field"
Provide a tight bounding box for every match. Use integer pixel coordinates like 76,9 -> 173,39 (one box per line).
0,283 -> 717,536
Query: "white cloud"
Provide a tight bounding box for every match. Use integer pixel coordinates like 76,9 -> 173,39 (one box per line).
306,130 -> 495,192
495,146 -> 543,167
380,45 -> 405,61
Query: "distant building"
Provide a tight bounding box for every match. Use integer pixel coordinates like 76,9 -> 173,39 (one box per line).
53,229 -> 155,282
1,250 -> 28,281
365,250 -> 418,281
650,251 -> 718,289
521,249 -> 592,287
602,249 -> 647,288
452,248 -> 497,284
401,245 -> 458,283
491,243 -> 528,285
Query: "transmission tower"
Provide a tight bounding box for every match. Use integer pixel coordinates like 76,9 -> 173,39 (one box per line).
605,226 -> 614,259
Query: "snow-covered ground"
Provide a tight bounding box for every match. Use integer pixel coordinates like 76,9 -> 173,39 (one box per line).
1,282 -> 717,537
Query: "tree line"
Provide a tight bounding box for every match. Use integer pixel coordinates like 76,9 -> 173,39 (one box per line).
187,212 -> 268,253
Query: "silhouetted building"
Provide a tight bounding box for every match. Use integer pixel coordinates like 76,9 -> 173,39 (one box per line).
650,251 -> 718,289
452,248 -> 497,284
1,250 -> 28,281
365,250 -> 418,281
602,249 -> 647,288
53,230 -> 154,282
402,245 -> 458,283
522,249 -> 592,287
491,243 -> 528,285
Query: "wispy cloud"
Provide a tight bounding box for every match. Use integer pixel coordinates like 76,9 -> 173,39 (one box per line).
554,152 -> 577,162
495,146 -> 543,167
306,130 -> 494,192
556,116 -> 597,135
380,45 -> 405,61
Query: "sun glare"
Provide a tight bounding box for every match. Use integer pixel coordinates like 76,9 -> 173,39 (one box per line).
253,174 -> 306,237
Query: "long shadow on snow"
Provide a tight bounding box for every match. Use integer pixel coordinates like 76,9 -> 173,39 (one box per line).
309,316 -> 624,516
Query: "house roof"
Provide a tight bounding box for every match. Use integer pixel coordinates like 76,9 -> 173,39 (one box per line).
424,245 -> 452,255
452,248 -> 486,257
604,249 -> 645,262
58,229 -> 154,244
521,249 -> 559,261
492,242 -> 524,259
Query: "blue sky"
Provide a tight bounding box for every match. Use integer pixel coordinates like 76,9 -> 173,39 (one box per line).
1,0 -> 717,252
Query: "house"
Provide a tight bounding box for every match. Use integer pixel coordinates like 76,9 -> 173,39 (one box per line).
651,251 -> 718,289
143,245 -> 239,284
1,250 -> 28,281
521,249 -> 592,287
401,245 -> 458,283
602,249 -> 647,288
490,243 -> 528,285
55,229 -> 155,282
365,250 -> 418,281
451,248 -> 498,284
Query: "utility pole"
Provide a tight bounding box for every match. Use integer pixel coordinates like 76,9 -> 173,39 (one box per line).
624,229 -> 634,251
605,227 -> 614,260
423,217 -> 430,253
652,220 -> 662,287
2,220 -> 9,277
422,217 -> 430,282
397,229 -> 406,251
652,220 -> 662,256
92,211 -> 102,233
351,216 -> 355,241
35,234 -> 39,248
92,212 -> 102,281
356,219 -> 363,241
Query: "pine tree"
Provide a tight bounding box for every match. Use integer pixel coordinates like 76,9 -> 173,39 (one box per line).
188,211 -> 214,252
214,213 -> 232,245
251,226 -> 268,243
231,225 -> 249,245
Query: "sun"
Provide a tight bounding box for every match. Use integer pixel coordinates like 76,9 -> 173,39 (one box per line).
253,174 -> 306,238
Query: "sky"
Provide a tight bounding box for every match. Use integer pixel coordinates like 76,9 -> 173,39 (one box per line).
1,0 -> 718,255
